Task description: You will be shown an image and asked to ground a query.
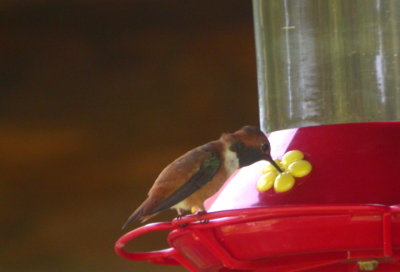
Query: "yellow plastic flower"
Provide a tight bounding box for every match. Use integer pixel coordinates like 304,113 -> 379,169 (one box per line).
274,172 -> 295,193
257,150 -> 312,193
257,172 -> 278,192
288,160 -> 312,178
282,150 -> 304,168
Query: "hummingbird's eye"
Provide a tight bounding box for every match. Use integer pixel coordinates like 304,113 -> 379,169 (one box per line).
261,142 -> 270,153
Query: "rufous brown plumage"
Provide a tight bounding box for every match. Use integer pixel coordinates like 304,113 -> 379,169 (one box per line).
122,126 -> 280,229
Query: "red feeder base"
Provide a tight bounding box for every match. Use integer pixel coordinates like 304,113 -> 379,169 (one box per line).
115,122 -> 400,271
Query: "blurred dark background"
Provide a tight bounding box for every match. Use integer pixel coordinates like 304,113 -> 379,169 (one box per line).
0,0 -> 258,271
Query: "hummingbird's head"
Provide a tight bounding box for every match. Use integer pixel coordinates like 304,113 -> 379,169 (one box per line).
224,126 -> 282,172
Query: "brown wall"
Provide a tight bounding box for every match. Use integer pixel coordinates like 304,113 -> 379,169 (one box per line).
0,1 -> 257,271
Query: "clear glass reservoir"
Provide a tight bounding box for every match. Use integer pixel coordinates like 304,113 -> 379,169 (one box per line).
253,0 -> 400,132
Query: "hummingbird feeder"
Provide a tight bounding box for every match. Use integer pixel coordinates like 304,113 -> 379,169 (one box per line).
115,1 -> 400,271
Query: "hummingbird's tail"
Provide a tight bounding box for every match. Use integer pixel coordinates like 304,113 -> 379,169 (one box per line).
121,199 -> 159,229
121,207 -> 143,230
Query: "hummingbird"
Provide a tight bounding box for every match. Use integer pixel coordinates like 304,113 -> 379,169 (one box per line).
122,125 -> 281,229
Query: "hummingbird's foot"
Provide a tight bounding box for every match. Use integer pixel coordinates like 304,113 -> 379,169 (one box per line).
191,206 -> 209,223
176,214 -> 189,228
195,210 -> 209,224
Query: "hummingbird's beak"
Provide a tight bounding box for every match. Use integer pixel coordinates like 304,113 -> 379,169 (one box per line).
267,156 -> 283,173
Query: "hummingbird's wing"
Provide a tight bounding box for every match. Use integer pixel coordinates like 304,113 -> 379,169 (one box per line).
149,151 -> 221,214
122,144 -> 222,228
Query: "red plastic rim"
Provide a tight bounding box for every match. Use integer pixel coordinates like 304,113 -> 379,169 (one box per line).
116,204 -> 400,271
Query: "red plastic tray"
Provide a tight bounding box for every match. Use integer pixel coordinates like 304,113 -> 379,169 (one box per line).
116,205 -> 400,271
